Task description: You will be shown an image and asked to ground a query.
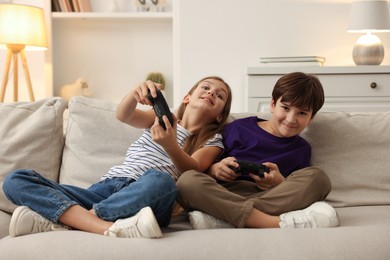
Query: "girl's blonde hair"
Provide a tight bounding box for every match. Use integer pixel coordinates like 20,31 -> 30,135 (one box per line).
176,76 -> 232,155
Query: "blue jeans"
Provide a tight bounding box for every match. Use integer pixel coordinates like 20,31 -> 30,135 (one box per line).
3,169 -> 177,227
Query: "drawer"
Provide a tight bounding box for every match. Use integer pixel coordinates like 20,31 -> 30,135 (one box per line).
248,97 -> 390,113
248,97 -> 270,112
318,74 -> 390,97
247,76 -> 278,98
247,74 -> 390,98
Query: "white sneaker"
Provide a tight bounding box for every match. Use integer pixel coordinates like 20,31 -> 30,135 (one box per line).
104,206 -> 162,238
9,206 -> 70,237
189,211 -> 234,229
279,201 -> 340,228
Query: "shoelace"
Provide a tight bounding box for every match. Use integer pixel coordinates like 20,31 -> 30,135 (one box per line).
292,216 -> 314,228
32,213 -> 69,232
51,224 -> 70,231
33,215 -> 56,233
107,218 -> 141,238
204,214 -> 232,228
118,226 -> 140,238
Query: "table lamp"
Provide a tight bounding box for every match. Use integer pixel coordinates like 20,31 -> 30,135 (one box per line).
347,0 -> 390,65
0,4 -> 48,102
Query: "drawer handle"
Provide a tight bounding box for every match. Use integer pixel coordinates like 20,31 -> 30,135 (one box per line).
370,82 -> 377,89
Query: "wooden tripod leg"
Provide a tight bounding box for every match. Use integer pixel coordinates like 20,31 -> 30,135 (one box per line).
20,49 -> 35,101
13,52 -> 18,102
0,49 -> 12,102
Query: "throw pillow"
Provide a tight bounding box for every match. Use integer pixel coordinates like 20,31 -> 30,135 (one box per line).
60,96 -> 143,188
0,98 -> 67,213
301,111 -> 390,207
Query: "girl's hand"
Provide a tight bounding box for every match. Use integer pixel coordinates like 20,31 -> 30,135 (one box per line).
131,80 -> 162,106
151,113 -> 178,148
250,162 -> 285,190
208,157 -> 239,182
116,80 -> 164,129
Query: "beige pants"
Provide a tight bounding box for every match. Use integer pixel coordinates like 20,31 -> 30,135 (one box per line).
176,166 -> 331,228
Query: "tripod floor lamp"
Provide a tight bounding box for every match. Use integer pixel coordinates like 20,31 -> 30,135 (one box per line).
0,4 -> 48,102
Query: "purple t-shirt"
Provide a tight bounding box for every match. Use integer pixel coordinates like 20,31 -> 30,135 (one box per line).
221,116 -> 311,178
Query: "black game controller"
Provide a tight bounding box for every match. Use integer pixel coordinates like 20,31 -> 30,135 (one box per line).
229,160 -> 270,178
148,89 -> 174,130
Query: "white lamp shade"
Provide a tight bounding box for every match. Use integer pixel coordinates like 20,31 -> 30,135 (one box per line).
348,0 -> 390,33
0,4 -> 48,50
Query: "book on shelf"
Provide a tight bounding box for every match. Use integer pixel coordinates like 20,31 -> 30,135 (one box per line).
259,56 -> 326,67
77,0 -> 92,12
72,0 -> 80,12
52,0 -> 92,12
60,0 -> 71,12
52,0 -> 61,12
55,0 -> 67,12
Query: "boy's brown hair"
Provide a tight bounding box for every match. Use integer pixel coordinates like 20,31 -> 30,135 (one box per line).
272,72 -> 325,117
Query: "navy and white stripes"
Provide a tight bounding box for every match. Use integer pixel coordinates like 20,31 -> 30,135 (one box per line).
101,124 -> 223,181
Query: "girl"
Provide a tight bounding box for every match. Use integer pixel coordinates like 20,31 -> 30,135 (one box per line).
3,76 -> 232,239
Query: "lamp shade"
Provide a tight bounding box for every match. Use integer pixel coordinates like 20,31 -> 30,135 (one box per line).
0,4 -> 48,50
348,0 -> 390,33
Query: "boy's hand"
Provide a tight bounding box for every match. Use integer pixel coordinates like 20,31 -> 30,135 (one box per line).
250,162 -> 285,190
208,157 -> 239,182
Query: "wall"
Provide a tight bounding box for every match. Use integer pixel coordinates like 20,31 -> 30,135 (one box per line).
1,0 -> 390,110
0,0 -> 47,102
176,0 -> 390,112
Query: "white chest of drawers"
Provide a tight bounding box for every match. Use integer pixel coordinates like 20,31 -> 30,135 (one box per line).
246,66 -> 390,112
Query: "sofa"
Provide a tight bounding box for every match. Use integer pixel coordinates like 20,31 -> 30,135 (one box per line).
0,96 -> 389,260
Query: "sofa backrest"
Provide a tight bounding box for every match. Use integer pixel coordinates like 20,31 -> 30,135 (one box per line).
300,111 -> 390,207
1,96 -> 389,215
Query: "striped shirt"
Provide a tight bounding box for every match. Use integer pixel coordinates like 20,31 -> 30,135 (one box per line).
101,124 -> 224,181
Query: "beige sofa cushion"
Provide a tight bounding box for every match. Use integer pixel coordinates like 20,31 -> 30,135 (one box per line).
1,206 -> 390,259
59,96 -> 143,188
61,97 -> 390,207
0,98 -> 67,213
301,111 -> 390,207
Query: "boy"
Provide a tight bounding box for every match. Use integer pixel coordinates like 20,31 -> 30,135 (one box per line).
176,72 -> 340,229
